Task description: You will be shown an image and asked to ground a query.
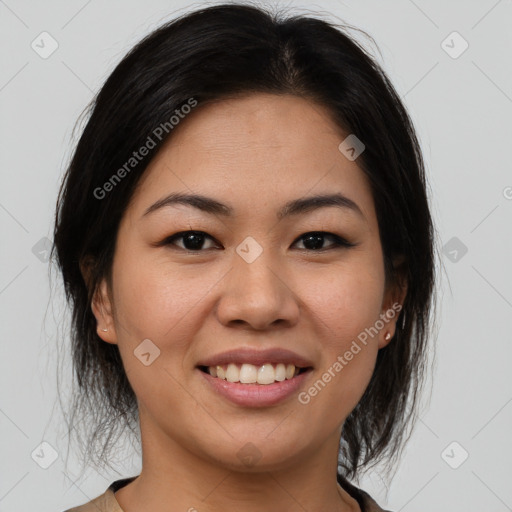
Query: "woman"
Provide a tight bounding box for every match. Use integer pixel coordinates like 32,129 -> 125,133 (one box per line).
54,4 -> 437,511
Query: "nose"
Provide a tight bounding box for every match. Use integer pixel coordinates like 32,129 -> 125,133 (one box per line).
215,250 -> 300,331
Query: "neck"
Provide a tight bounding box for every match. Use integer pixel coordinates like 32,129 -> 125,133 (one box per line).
115,412 -> 360,512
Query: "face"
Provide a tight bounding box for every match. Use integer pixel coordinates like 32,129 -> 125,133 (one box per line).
92,93 -> 405,472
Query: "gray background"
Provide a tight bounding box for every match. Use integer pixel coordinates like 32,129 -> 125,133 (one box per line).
1,0 -> 511,511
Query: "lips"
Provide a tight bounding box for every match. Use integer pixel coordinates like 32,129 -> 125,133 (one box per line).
195,348 -> 314,406
196,347 -> 314,369
198,365 -> 313,407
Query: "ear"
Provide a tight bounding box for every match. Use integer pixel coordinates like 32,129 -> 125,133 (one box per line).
378,254 -> 407,349
80,258 -> 118,345
91,279 -> 118,344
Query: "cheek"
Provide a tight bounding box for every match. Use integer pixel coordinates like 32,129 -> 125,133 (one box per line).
111,250 -> 221,340
109,253 -> 209,405
297,263 -> 383,405
305,262 -> 385,341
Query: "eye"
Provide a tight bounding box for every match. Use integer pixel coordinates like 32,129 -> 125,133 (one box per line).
162,230 -> 220,251
158,230 -> 355,252
292,231 -> 355,251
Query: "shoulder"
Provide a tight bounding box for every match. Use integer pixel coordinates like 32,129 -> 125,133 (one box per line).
62,490 -> 110,512
62,489 -> 119,512
62,478 -> 130,512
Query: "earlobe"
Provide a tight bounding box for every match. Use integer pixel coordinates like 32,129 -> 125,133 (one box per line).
379,256 -> 408,349
379,329 -> 394,349
90,278 -> 118,345
379,292 -> 405,349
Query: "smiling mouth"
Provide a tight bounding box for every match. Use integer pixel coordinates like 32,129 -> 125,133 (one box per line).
198,363 -> 312,385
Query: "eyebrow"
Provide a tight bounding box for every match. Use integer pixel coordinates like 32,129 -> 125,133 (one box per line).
142,192 -> 365,220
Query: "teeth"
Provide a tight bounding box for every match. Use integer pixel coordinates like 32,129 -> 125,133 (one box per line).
208,363 -> 301,385
258,364 -> 276,385
275,363 -> 286,382
240,363 -> 258,383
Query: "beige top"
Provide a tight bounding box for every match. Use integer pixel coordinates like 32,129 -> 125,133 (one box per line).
64,475 -> 391,512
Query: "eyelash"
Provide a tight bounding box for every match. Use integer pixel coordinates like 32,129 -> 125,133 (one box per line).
159,230 -> 356,252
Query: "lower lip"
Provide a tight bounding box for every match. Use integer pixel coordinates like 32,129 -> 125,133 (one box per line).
197,368 -> 312,407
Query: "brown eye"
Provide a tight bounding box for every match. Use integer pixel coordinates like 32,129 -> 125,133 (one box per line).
159,230 -> 355,252
163,231 -> 220,251
293,232 -> 355,251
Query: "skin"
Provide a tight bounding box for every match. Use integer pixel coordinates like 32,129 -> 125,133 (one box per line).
90,93 -> 407,512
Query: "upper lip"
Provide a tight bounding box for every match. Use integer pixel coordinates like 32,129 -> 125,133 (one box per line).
197,348 -> 314,369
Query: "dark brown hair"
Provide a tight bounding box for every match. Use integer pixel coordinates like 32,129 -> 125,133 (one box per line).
52,2 -> 437,484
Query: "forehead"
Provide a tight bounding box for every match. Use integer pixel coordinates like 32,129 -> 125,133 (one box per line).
127,93 -> 377,223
